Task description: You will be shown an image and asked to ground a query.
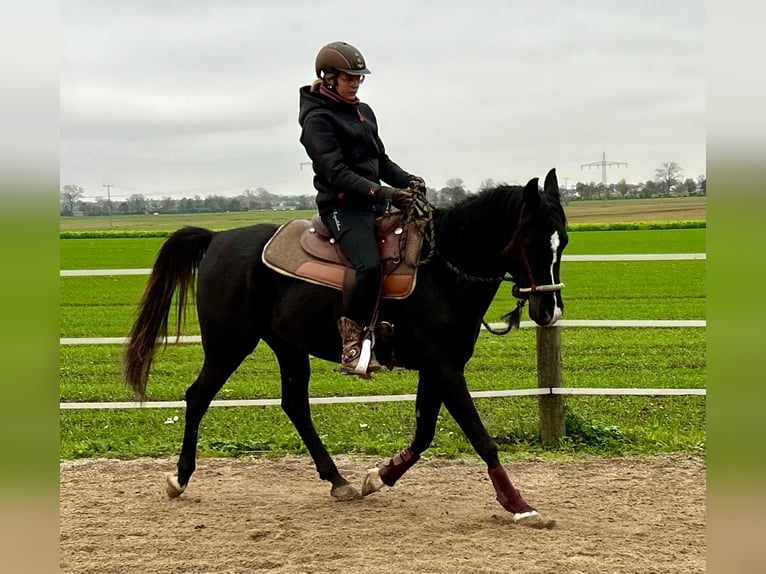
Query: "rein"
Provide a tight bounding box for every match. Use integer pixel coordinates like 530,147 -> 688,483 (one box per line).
409,200 -> 564,336
436,249 -> 510,283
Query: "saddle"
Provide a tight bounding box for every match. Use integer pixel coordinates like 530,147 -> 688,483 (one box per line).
262,211 -> 426,299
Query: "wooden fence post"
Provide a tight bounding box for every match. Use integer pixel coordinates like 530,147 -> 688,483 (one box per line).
536,325 -> 565,447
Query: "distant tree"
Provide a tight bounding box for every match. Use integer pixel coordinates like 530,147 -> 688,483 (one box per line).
79,201 -> 103,216
616,178 -> 629,199
243,189 -> 256,210
575,182 -> 594,200
642,180 -> 660,198
438,178 -> 467,206
681,178 -> 697,197
91,198 -> 112,216
696,175 -> 706,196
477,178 -> 496,192
204,195 -> 229,212
60,184 -> 84,216
122,194 -> 148,214
159,197 -> 176,214
177,195 -> 205,213
178,197 -> 194,213
654,162 -> 683,196
251,186 -> 276,210
293,195 -> 314,210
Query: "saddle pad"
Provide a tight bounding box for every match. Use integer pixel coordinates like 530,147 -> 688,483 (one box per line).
262,219 -> 418,299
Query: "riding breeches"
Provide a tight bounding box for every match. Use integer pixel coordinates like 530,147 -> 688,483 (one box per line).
321,208 -> 382,326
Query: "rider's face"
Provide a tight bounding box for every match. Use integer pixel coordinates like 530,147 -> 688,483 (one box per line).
336,72 -> 364,100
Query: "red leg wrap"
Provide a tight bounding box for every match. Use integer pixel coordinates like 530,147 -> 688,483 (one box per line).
379,447 -> 420,487
488,464 -> 530,514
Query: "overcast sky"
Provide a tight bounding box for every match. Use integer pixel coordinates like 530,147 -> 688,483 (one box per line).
60,0 -> 705,201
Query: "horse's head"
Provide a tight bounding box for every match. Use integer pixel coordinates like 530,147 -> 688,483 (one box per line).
505,168 -> 568,327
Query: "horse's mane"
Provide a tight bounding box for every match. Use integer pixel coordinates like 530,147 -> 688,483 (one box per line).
437,185 -> 526,247
440,184 -> 567,231
431,184 -> 566,276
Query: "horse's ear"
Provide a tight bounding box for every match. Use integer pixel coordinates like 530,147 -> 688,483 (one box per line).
523,177 -> 541,209
544,168 -> 560,201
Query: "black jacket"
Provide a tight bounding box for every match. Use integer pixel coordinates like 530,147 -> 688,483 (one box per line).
298,85 -> 413,214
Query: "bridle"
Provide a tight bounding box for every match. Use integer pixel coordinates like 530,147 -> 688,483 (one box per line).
512,236 -> 566,295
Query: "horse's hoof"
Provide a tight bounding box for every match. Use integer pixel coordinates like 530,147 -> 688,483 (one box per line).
165,473 -> 186,499
361,467 -> 385,496
513,510 -> 555,529
331,484 -> 361,501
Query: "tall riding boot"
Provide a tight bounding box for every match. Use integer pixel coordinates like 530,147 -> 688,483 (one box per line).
337,317 -> 382,378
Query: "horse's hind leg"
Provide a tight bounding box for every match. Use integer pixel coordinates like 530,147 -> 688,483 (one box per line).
167,348 -> 252,498
267,336 -> 360,501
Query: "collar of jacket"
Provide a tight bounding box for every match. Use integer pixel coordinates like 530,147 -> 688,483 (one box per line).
319,84 -> 359,105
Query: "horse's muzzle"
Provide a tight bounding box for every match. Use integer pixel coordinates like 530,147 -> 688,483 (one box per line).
525,283 -> 565,327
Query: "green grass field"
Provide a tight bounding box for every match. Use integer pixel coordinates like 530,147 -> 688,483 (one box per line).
59,202 -> 706,460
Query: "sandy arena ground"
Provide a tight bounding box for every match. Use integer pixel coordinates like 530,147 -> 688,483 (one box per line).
60,454 -> 705,574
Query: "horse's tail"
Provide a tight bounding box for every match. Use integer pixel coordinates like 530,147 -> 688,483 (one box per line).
123,226 -> 215,401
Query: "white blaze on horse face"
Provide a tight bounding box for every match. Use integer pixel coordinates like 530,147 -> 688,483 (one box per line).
549,231 -> 563,324
549,231 -> 560,277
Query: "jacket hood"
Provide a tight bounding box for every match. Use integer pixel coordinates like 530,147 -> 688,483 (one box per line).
298,85 -> 328,127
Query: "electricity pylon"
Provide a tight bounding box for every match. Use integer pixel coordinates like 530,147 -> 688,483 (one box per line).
580,152 -> 627,186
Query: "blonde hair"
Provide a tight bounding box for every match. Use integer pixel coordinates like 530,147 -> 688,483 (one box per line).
311,70 -> 336,92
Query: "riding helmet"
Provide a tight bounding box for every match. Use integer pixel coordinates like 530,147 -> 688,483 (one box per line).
315,41 -> 371,78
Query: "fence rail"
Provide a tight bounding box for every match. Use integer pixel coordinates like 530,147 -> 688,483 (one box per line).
59,386 -> 706,411
58,253 -> 707,277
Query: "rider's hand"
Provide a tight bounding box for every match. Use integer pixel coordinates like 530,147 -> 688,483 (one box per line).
376,186 -> 415,211
408,176 -> 427,193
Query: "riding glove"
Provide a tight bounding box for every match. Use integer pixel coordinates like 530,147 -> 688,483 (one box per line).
376,186 -> 415,211
408,176 -> 427,193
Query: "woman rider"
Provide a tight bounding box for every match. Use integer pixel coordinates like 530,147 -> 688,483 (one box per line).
298,41 -> 426,378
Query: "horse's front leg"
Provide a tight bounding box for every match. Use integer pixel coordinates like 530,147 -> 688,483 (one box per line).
362,370 -> 442,495
441,371 -> 554,528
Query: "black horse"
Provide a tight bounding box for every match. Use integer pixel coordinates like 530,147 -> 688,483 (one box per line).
124,168 -> 567,527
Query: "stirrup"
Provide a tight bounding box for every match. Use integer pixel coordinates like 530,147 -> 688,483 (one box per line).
355,338 -> 372,374
338,317 -> 381,378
